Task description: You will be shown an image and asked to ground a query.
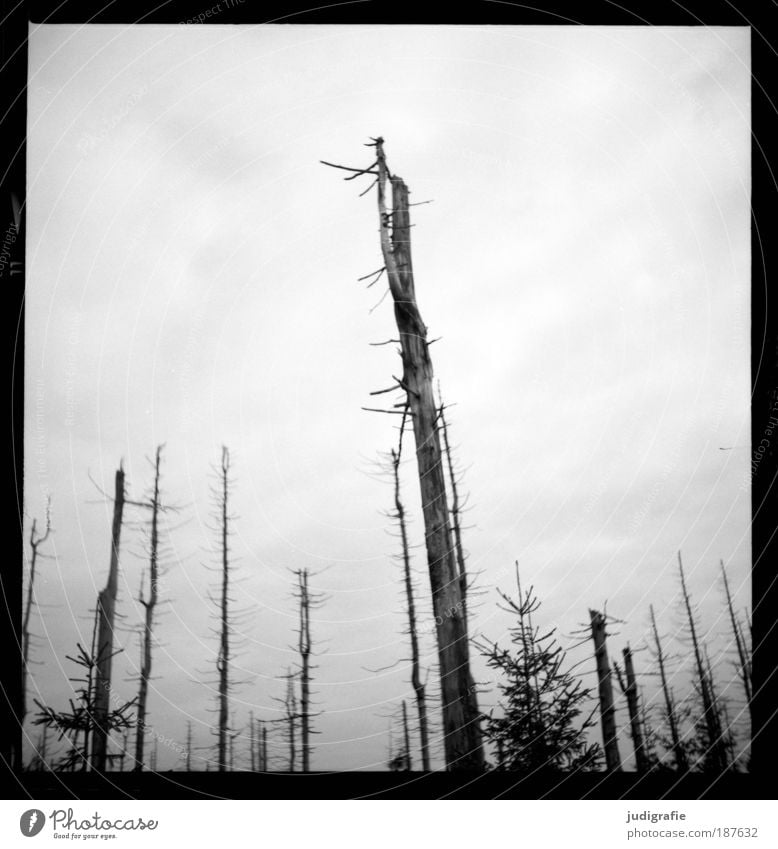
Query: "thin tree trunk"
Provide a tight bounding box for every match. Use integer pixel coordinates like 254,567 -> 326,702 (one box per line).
217,446 -> 231,772
261,723 -> 267,772
298,569 -> 311,772
649,604 -> 688,773
372,138 -> 483,771
589,609 -> 622,772
22,497 -> 52,725
439,403 -> 469,634
391,427 -> 430,771
186,722 -> 192,772
286,673 -> 297,772
401,700 -> 412,770
678,552 -> 726,772
249,710 -> 255,772
621,646 -> 648,773
721,561 -> 752,712
91,466 -> 125,772
134,446 -> 162,771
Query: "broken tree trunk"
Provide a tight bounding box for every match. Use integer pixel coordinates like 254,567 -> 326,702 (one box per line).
621,646 -> 649,773
649,604 -> 688,773
372,138 -> 483,771
91,466 -> 125,772
134,446 -> 162,771
589,609 -> 622,772
391,417 -> 430,771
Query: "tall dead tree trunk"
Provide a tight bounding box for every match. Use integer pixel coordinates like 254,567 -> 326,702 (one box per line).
217,446 -> 231,772
336,137 -> 482,770
285,672 -> 297,772
589,609 -> 622,772
91,466 -> 125,772
249,710 -> 256,772
439,402 -> 469,634
401,700 -> 412,771
616,646 -> 648,773
186,721 -> 192,772
391,416 -> 430,771
721,561 -> 751,714
261,723 -> 268,772
678,552 -> 727,772
297,568 -> 311,772
649,604 -> 688,772
134,446 -> 162,771
22,496 -> 52,725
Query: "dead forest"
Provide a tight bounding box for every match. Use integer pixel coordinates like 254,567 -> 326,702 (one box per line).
19,140 -> 751,777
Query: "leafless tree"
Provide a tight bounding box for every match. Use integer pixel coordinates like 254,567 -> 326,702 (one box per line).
134,445 -> 165,771
322,138 -> 483,770
677,552 -> 729,773
22,495 -> 53,725
389,409 -> 430,770
721,560 -> 751,716
649,604 -> 689,772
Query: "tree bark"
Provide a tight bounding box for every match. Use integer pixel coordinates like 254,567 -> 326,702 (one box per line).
91,467 -> 125,772
374,138 -> 483,771
589,609 -> 622,772
401,699 -> 412,770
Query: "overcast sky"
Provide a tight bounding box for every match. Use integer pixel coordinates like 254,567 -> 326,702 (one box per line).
25,24 -> 750,772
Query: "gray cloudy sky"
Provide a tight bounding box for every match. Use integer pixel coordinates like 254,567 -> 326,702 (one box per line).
25,24 -> 750,771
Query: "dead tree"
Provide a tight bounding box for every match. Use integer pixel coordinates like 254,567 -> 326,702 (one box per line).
589,609 -> 622,771
261,722 -> 268,772
22,496 -> 52,725
134,446 -> 164,771
721,561 -> 751,715
91,466 -> 126,772
439,401 -> 470,634
614,646 -> 649,773
322,138 -> 483,770
295,569 -> 326,771
186,721 -> 192,772
390,411 -> 430,770
649,604 -> 688,772
216,446 -> 232,772
678,552 -> 728,773
284,671 -> 297,772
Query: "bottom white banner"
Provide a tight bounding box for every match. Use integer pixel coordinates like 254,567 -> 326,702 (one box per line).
1,799 -> 773,848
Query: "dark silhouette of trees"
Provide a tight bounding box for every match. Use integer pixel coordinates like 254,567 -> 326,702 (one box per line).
479,565 -> 600,772
33,607 -> 135,772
